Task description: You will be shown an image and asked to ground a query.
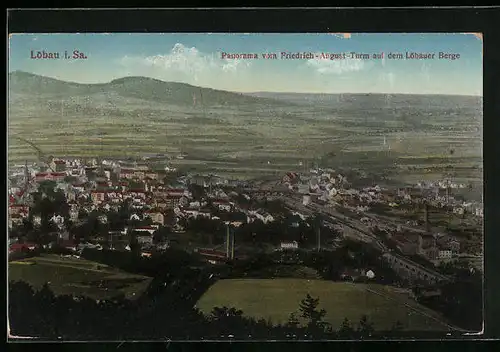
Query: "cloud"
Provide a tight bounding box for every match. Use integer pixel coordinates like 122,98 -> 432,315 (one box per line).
379,71 -> 396,89
306,56 -> 366,75
118,43 -> 251,84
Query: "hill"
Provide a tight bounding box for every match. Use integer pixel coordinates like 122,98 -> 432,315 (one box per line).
8,72 -> 482,187
8,71 -> 286,107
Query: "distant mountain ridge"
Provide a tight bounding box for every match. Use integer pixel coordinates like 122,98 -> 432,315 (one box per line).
8,71 -> 288,107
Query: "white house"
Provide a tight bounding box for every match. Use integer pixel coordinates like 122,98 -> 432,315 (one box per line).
98,215 -> 108,224
50,214 -> 65,226
280,241 -> 299,250
130,213 -> 141,221
438,250 -> 453,260
33,215 -> 42,226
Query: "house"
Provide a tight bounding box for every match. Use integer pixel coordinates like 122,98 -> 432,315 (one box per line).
280,241 -> 299,250
165,195 -> 182,209
9,204 -> 29,217
134,226 -> 156,235
166,188 -> 186,197
282,172 -> 299,184
91,191 -> 106,205
98,214 -> 108,224
449,239 -> 461,253
189,201 -> 201,208
145,211 -> 165,225
438,250 -> 453,260
50,159 -> 67,172
69,209 -> 79,221
213,199 -> 232,212
137,235 -> 154,245
9,243 -> 36,253
119,169 -> 135,180
196,248 -> 228,264
130,213 -> 142,221
33,215 -> 42,226
366,270 -> 376,279
50,214 -> 65,226
35,172 -> 66,183
145,172 -> 158,180
129,189 -> 147,199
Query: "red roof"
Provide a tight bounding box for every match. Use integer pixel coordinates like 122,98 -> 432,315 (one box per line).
54,160 -> 66,164
213,200 -> 230,205
36,172 -> 65,177
9,204 -> 28,208
9,195 -> 15,204
10,243 -> 35,251
60,240 -> 76,247
198,249 -> 227,259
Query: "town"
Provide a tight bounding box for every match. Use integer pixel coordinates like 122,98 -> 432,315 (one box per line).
8,154 -> 483,279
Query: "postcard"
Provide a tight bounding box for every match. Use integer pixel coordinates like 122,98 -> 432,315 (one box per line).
7,33 -> 483,341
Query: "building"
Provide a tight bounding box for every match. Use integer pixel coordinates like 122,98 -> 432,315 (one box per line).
438,250 -> 453,260
50,159 -> 67,172
280,241 -> 299,250
35,172 -> 66,183
196,249 -> 229,264
91,191 -> 106,205
213,199 -> 232,212
282,172 -> 299,184
145,211 -> 165,226
165,195 -> 182,209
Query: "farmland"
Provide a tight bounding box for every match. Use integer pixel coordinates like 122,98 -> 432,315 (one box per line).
8,254 -> 152,300
8,72 -> 482,188
195,278 -> 457,331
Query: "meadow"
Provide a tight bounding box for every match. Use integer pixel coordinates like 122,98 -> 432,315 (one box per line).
195,278 -> 457,331
8,254 -> 152,300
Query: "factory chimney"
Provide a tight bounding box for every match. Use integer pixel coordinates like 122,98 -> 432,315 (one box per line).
317,225 -> 321,252
424,203 -> 430,231
226,224 -> 230,258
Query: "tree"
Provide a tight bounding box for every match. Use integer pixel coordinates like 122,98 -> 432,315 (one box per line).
357,315 -> 374,336
129,232 -> 140,252
298,294 -> 328,331
286,312 -> 301,329
338,317 -> 355,338
209,306 -> 243,321
390,320 -> 404,333
153,226 -> 171,244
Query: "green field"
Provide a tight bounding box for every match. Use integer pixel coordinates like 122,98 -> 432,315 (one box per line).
8,254 -> 152,300
195,278 -> 456,331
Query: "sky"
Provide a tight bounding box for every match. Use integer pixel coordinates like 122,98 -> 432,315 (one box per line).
9,33 -> 482,95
